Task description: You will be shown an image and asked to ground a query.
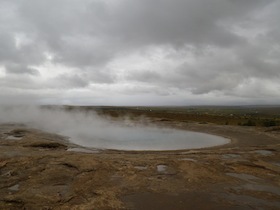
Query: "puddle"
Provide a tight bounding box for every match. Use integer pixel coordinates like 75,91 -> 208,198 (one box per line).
8,184 -> 19,191
156,165 -> 176,175
6,135 -> 23,140
253,150 -> 273,156
122,192 -> 236,210
222,154 -> 241,159
180,158 -> 197,162
224,193 -> 280,209
229,183 -> 280,206
134,166 -> 148,170
157,165 -> 168,173
67,147 -> 99,153
68,126 -> 230,151
272,162 -> 280,167
242,183 -> 280,195
226,173 -> 260,182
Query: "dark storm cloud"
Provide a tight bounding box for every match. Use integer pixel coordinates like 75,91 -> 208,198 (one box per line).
0,0 -> 279,105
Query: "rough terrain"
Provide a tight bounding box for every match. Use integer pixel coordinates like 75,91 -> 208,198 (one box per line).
0,114 -> 280,209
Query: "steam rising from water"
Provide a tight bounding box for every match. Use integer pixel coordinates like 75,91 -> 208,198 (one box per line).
0,106 -> 229,150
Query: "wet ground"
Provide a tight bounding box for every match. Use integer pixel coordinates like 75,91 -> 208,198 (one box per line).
0,120 -> 280,209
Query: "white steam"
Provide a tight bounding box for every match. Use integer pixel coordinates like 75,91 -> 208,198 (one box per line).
0,105 -> 138,147
0,106 -> 229,150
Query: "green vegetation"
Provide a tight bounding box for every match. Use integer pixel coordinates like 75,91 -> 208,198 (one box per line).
47,105 -> 280,128
242,119 -> 256,126
262,120 -> 277,127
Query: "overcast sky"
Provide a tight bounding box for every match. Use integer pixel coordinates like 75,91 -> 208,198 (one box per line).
0,0 -> 279,106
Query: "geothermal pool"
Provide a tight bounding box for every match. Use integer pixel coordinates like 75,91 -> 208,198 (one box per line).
68,126 -> 230,151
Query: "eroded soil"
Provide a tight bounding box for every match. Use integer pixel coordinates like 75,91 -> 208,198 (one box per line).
0,120 -> 280,209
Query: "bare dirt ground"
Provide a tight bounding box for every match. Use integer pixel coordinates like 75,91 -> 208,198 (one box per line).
0,118 -> 280,209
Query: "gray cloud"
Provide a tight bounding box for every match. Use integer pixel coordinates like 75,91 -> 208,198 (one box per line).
5,63 -> 39,75
0,0 -> 279,105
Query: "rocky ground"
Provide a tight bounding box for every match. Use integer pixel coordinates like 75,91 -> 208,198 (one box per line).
0,120 -> 280,209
